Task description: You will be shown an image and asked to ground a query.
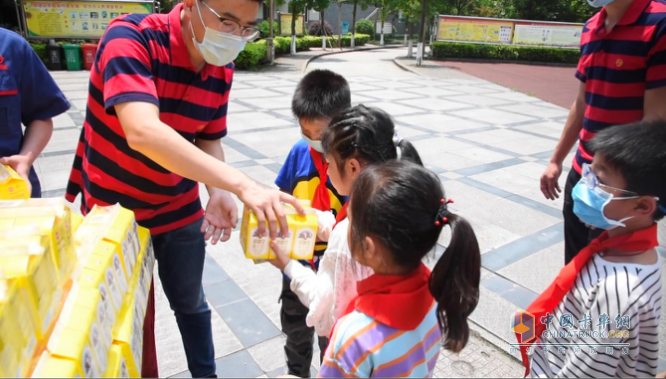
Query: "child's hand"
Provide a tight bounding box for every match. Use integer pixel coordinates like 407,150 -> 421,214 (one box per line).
268,241 -> 291,271
315,210 -> 336,242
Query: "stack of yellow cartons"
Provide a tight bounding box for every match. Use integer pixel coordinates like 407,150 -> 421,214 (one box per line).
240,201 -> 319,263
0,199 -> 155,378
0,198 -> 76,376
38,204 -> 154,378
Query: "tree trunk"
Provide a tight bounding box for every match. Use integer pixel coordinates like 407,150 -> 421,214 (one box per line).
380,20 -> 385,45
321,9 -> 326,49
407,21 -> 413,57
351,0 -> 357,49
416,0 -> 426,65
290,4 -> 297,55
338,1 -> 342,48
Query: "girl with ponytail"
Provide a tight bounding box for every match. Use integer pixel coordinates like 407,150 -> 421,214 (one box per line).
268,104 -> 424,341
318,160 -> 481,378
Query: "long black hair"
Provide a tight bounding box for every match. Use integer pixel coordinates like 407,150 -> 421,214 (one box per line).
349,160 -> 481,353
321,104 -> 423,174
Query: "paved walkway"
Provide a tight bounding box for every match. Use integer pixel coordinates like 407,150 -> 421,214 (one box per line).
39,47 -> 666,377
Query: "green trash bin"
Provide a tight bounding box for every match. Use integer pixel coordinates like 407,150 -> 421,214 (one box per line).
63,44 -> 82,71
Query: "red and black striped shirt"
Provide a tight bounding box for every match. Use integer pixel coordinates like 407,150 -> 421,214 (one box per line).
66,4 -> 233,234
574,0 -> 666,173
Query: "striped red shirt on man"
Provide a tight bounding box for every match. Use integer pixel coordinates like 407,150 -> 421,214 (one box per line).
573,0 -> 666,173
66,4 -> 232,234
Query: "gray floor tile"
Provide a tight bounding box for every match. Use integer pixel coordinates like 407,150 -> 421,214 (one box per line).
215,350 -> 264,378
206,280 -> 248,308
499,242 -> 565,294
215,298 -> 282,348
482,223 -> 564,271
203,254 -> 231,287
481,274 -> 538,311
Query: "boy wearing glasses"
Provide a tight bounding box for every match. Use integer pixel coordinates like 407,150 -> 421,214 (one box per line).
519,120 -> 664,377
65,0 -> 305,377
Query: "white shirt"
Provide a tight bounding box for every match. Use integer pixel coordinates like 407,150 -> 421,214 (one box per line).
283,218 -> 374,337
530,253 -> 662,378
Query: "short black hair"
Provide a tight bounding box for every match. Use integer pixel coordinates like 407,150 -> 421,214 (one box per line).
292,69 -> 351,121
589,120 -> 666,221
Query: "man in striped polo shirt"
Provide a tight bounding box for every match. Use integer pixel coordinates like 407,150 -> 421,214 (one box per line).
65,0 -> 302,376
540,0 -> 666,264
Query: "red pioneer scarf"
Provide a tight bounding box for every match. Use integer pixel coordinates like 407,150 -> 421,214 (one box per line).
330,263 -> 434,340
332,203 -> 348,230
309,147 -> 330,212
518,224 -> 659,377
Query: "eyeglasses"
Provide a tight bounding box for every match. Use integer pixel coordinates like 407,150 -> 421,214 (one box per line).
581,163 -> 638,197
199,0 -> 260,41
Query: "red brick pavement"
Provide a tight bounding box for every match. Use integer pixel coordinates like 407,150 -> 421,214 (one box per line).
432,60 -> 579,109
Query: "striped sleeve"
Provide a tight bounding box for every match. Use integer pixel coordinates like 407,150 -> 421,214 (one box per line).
647,21 -> 666,89
98,21 -> 158,114
319,313 -> 374,378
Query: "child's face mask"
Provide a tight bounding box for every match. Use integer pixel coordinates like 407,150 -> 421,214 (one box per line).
572,164 -> 639,230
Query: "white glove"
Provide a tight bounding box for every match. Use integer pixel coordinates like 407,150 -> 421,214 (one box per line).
314,209 -> 336,242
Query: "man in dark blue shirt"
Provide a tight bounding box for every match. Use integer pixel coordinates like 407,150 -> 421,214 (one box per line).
0,27 -> 70,197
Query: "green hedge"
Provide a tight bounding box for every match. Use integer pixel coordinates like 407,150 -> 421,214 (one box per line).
235,40 -> 267,70
30,43 -> 48,65
430,42 -> 579,65
30,34 -> 372,71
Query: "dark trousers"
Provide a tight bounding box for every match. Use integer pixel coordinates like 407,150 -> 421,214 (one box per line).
563,169 -> 602,264
152,218 -> 216,377
280,277 -> 329,378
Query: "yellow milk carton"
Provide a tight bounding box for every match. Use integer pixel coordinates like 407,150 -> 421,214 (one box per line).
56,300 -> 110,374
71,212 -> 85,233
67,285 -> 114,353
0,206 -> 76,284
104,344 -> 131,378
0,277 -> 28,378
0,164 -> 30,200
32,351 -> 83,378
3,278 -> 39,377
0,237 -> 59,340
84,240 -> 129,301
112,294 -> 143,378
47,323 -> 102,378
240,202 -> 318,260
78,266 -> 120,322
81,205 -> 139,281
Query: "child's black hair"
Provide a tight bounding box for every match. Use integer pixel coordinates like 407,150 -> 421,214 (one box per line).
291,69 -> 351,121
321,104 -> 423,172
349,161 -> 481,353
589,120 -> 666,221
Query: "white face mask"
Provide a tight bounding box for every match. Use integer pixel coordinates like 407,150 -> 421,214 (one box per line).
191,1 -> 246,67
301,132 -> 324,153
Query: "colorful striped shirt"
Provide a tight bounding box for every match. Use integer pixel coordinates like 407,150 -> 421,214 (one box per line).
319,305 -> 441,378
65,4 -> 232,234
573,0 -> 666,173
